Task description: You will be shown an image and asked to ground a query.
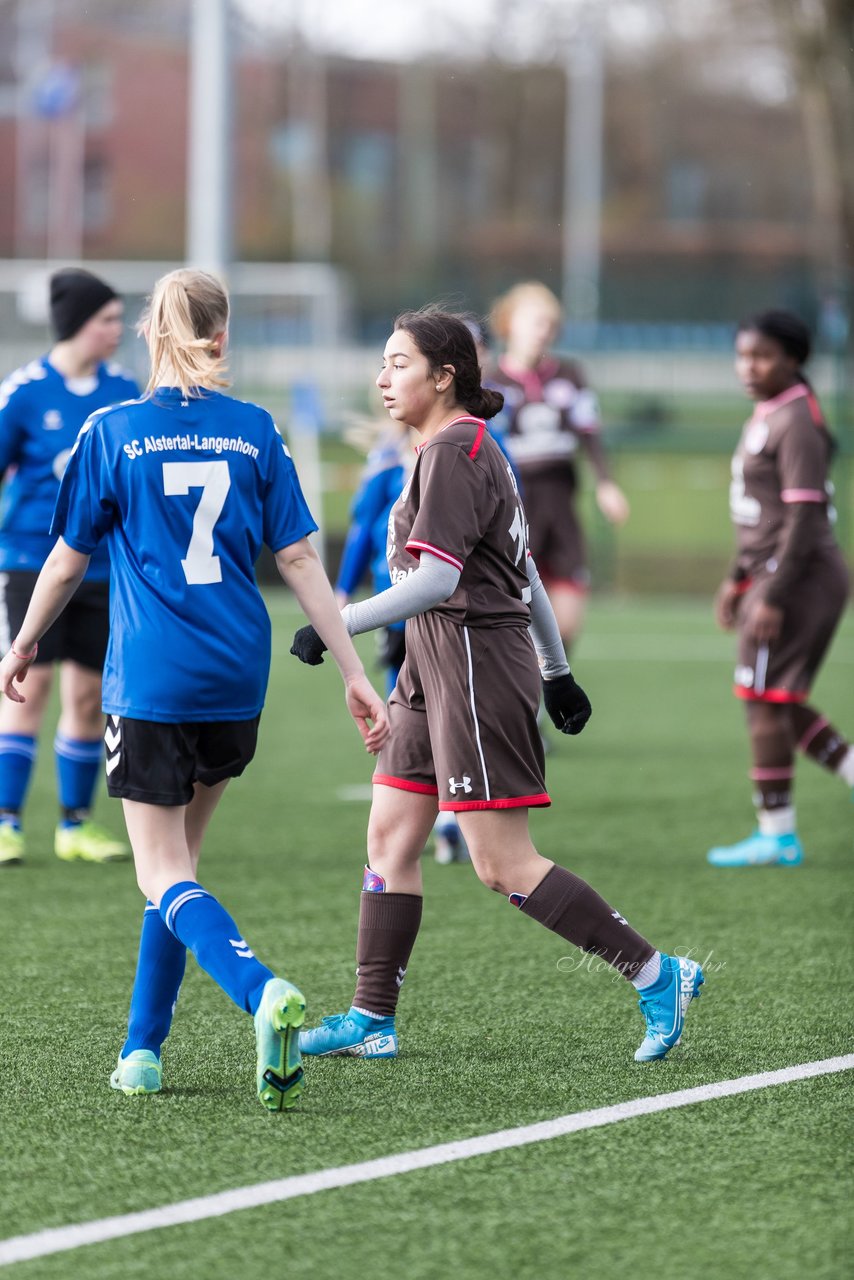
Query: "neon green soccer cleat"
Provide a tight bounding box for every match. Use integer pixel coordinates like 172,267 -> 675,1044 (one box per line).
254,977 -> 306,1112
55,820 -> 130,863
0,822 -> 24,867
110,1049 -> 162,1095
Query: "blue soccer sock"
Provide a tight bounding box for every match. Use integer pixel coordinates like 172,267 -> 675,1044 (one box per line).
159,881 -> 273,1015
55,733 -> 103,823
121,902 -> 187,1058
0,734 -> 37,820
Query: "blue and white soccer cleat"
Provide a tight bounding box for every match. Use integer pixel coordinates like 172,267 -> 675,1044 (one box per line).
110,1049 -> 162,1095
254,977 -> 306,1111
707,830 -> 804,868
634,954 -> 704,1062
299,1008 -> 398,1058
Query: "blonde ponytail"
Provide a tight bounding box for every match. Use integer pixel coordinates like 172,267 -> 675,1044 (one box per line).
140,269 -> 230,396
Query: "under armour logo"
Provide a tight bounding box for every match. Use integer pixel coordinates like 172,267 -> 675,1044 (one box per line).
448,775 -> 472,795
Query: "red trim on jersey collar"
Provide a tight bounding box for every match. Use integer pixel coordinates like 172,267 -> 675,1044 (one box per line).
415,414 -> 487,459
755,383 -> 808,416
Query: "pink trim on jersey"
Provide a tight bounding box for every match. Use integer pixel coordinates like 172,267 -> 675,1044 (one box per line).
405,540 -> 464,572
373,774 -> 439,796
797,715 -> 829,752
438,792 -> 551,811
467,421 -> 485,460
781,489 -> 826,503
733,685 -> 808,705
756,383 -> 809,416
749,766 -> 795,781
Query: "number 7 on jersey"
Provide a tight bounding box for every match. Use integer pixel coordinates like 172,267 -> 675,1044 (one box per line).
163,460 -> 231,585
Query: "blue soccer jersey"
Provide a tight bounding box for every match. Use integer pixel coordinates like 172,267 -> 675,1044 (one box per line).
0,356 -> 139,579
52,388 -> 318,722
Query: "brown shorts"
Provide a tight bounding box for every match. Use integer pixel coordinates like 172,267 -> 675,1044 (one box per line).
734,552 -> 849,703
519,470 -> 589,590
374,612 -> 550,811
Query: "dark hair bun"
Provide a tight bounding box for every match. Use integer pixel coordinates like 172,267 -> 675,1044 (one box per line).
472,387 -> 505,420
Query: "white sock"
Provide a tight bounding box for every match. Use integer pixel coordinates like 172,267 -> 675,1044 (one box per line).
836,747 -> 854,787
631,950 -> 662,990
757,806 -> 796,837
352,1005 -> 386,1021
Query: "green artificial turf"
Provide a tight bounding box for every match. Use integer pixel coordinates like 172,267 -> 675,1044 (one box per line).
1,596 -> 851,1280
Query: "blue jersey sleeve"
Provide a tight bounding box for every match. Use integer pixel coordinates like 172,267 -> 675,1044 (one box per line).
263,425 -> 318,551
336,467 -> 394,595
0,377 -> 27,477
51,415 -> 117,553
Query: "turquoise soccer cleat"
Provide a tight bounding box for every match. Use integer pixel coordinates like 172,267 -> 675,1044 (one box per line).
110,1049 -> 162,1095
634,954 -> 704,1063
707,830 -> 804,868
299,1008 -> 398,1058
254,977 -> 306,1112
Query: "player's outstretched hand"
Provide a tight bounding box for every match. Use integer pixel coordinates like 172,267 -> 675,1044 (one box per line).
542,673 -> 592,735
290,624 -> 327,665
344,674 -> 390,754
0,645 -> 36,704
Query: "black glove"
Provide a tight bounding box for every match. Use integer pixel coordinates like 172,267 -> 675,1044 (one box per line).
542,673 -> 592,735
290,624 -> 327,666
377,626 -> 406,671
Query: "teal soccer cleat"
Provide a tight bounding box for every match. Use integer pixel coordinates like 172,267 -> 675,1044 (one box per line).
110,1049 -> 162,1095
254,977 -> 306,1112
634,954 -> 704,1063
707,830 -> 804,868
299,1008 -> 398,1058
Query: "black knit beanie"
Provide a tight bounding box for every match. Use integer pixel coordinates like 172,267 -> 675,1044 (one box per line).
49,268 -> 119,341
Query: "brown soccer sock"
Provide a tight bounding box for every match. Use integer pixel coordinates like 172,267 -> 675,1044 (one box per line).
747,702 -> 795,811
791,705 -> 850,773
520,864 -> 655,981
353,891 -> 423,1017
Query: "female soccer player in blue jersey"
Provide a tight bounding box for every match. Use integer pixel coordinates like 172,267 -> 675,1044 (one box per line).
291,307 -> 704,1067
0,269 -> 388,1111
0,269 -> 138,866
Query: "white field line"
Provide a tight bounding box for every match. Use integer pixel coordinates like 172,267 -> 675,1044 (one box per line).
1,1054 -> 852,1268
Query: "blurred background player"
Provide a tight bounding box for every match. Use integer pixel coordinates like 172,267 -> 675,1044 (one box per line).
292,307 -> 705,1067
0,268 -> 388,1108
708,309 -> 852,868
335,417 -> 410,697
0,268 -> 138,867
488,282 -> 629,654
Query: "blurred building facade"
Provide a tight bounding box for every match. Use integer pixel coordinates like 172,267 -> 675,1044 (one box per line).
0,3 -> 826,333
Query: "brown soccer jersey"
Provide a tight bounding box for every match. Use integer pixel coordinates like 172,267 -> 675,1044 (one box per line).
489,355 -> 601,482
730,382 -> 839,580
388,415 -> 530,628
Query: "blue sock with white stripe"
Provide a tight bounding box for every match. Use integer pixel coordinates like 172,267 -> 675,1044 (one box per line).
0,734 -> 37,820
159,880 -> 273,1015
55,733 -> 103,824
122,902 -> 187,1057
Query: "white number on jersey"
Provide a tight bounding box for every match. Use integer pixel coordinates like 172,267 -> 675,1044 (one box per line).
508,504 -> 528,567
163,460 -> 231,584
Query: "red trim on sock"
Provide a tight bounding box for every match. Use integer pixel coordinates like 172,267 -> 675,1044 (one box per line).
733,685 -> 808,704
